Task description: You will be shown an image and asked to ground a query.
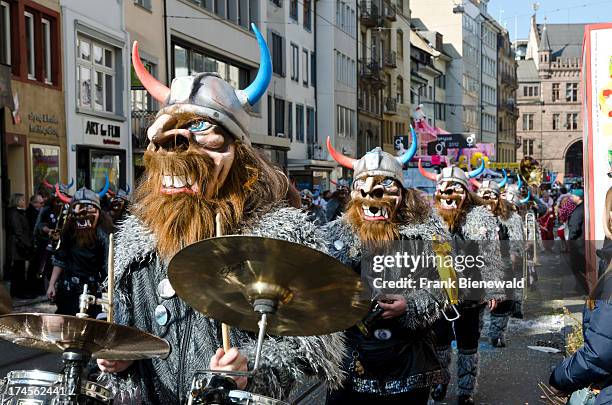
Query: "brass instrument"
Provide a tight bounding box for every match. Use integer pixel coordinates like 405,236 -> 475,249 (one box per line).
519,156 -> 543,187
37,203 -> 70,280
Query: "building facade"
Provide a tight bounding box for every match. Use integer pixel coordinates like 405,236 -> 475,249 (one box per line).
125,0 -> 166,181
2,0 -> 67,198
515,16 -> 584,176
315,0 -> 357,185
497,28 -> 518,163
411,0 -> 505,153
165,0 -> 290,171
380,0 -> 410,155
60,0 -> 131,192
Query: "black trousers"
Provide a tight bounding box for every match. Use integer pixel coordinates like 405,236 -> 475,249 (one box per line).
491,299 -> 514,316
433,303 -> 484,352
330,387 -> 431,405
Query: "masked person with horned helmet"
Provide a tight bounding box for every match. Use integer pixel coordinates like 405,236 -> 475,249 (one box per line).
472,173 -> 524,348
108,187 -> 131,227
324,128 -> 450,405
47,182 -> 113,317
502,182 -> 532,319
418,162 -> 505,405
96,26 -> 345,405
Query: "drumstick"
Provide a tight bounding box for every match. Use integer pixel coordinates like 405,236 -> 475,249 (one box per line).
215,213 -> 231,353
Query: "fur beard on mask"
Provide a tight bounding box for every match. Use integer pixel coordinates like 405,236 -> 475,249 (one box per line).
133,142 -> 289,259
491,199 -> 512,220
345,196 -> 401,243
62,213 -> 112,248
344,188 -> 430,243
434,193 -> 468,232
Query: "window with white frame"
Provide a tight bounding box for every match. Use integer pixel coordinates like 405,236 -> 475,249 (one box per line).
302,48 -> 308,86
0,1 -> 10,65
134,0 -> 152,9
77,36 -> 115,113
290,43 -> 299,81
42,18 -> 52,84
25,11 -> 35,79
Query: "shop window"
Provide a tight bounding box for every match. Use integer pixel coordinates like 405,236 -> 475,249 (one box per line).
30,144 -> 60,195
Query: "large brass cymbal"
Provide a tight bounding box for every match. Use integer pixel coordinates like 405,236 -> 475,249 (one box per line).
0,284 -> 11,315
0,313 -> 170,360
168,236 -> 368,336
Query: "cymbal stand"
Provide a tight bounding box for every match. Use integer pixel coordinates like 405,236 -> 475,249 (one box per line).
60,348 -> 91,405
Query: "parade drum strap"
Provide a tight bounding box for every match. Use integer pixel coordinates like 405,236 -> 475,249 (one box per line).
432,238 -> 458,305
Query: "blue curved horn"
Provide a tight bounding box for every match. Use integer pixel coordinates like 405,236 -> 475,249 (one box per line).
240,23 -> 272,106
98,174 -> 110,198
497,169 -> 508,188
61,178 -> 75,190
517,175 -> 523,189
519,189 -> 531,204
396,125 -> 418,165
126,184 -> 131,194
466,159 -> 485,179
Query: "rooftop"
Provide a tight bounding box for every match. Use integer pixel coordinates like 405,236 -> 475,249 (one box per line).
517,59 -> 539,81
536,23 -> 585,60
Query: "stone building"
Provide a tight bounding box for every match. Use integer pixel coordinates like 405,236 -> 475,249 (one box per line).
497,28 -> 518,163
358,0 -> 407,156
515,16 -> 584,176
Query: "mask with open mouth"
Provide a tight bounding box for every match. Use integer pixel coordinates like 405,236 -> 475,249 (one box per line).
327,127 -> 418,242
73,203 -> 100,230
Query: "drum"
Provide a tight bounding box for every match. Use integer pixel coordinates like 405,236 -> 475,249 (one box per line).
0,370 -> 112,405
228,391 -> 289,405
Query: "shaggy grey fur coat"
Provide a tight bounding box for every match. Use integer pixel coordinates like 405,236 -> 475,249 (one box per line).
439,205 -> 507,302
106,207 -> 346,404
323,212 -> 450,330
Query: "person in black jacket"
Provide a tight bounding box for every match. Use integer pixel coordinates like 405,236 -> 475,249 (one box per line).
6,194 -> 33,298
46,188 -> 112,317
549,271 -> 612,405
567,189 -> 587,293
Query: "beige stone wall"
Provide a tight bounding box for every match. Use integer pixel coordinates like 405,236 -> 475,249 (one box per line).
516,59 -> 581,173
125,0 -> 167,84
4,80 -> 67,196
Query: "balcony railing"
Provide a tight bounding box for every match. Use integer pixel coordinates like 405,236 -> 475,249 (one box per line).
131,110 -> 157,150
359,59 -> 384,86
384,97 -> 397,114
360,1 -> 381,27
308,142 -> 324,160
383,0 -> 396,21
384,51 -> 397,68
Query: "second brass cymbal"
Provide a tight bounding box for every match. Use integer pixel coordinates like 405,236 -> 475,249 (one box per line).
0,313 -> 170,360
168,236 -> 368,336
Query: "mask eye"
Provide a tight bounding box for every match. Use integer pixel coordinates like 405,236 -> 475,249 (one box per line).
188,120 -> 212,133
381,178 -> 395,188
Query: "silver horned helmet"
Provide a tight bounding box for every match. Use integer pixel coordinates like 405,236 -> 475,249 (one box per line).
418,159 -> 485,190
504,184 -> 531,206
473,170 -> 508,196
327,125 -> 418,187
132,23 -> 271,145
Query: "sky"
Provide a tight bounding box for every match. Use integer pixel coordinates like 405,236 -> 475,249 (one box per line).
487,0 -> 612,41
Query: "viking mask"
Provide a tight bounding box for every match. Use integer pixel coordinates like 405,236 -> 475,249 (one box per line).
133,24 -> 271,200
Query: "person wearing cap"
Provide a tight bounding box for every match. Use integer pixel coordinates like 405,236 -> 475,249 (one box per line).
568,189 -> 584,241
47,187 -> 113,317
300,189 -> 327,226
